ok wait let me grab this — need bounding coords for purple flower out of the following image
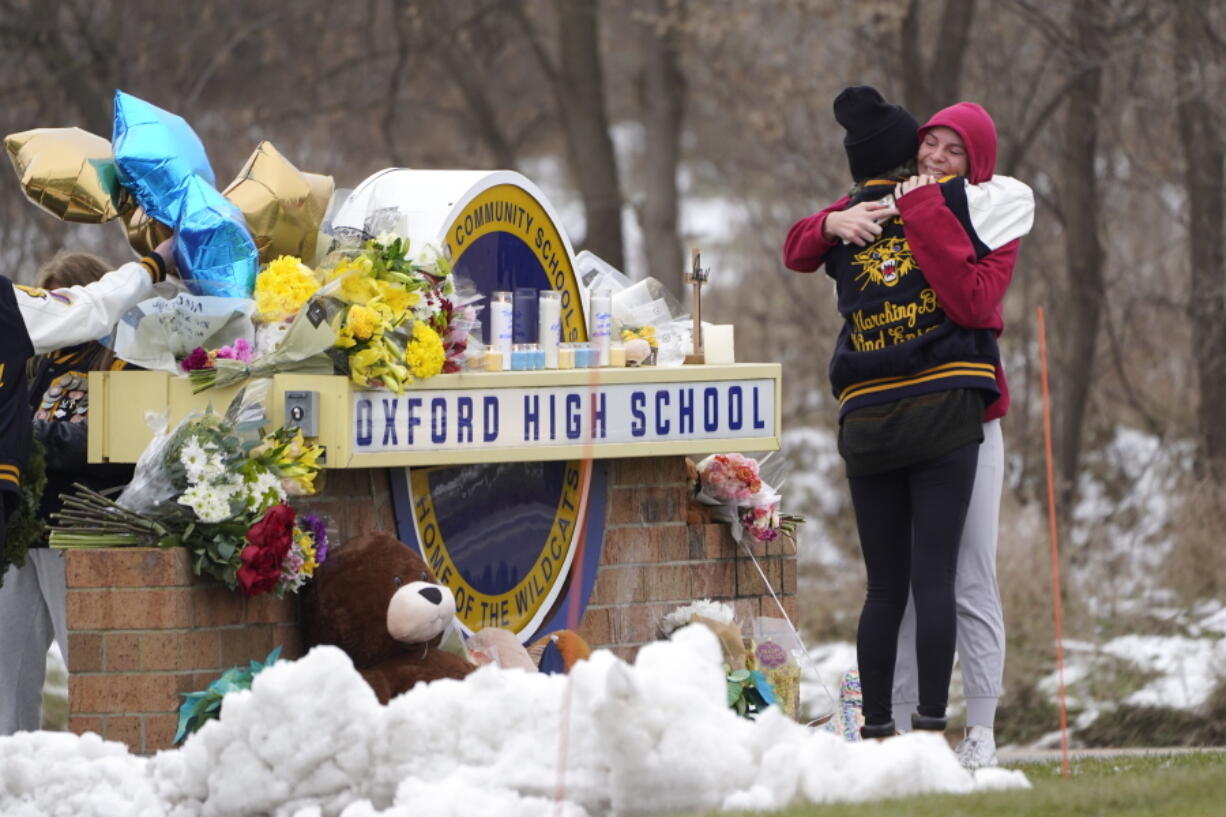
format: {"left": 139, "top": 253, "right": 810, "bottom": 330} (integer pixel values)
{"left": 180, "top": 347, "right": 211, "bottom": 371}
{"left": 302, "top": 512, "right": 329, "bottom": 564}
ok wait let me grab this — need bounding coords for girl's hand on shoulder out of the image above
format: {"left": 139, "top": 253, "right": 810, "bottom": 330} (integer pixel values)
{"left": 822, "top": 200, "right": 899, "bottom": 247}
{"left": 895, "top": 174, "right": 936, "bottom": 199}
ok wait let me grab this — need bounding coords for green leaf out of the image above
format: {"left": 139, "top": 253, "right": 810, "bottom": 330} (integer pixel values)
{"left": 728, "top": 669, "right": 751, "bottom": 683}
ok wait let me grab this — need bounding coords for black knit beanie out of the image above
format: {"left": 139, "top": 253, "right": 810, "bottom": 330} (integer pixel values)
{"left": 833, "top": 86, "right": 919, "bottom": 182}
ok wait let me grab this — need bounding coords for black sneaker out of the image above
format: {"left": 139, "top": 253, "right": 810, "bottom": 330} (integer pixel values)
{"left": 911, "top": 712, "right": 948, "bottom": 732}
{"left": 860, "top": 720, "right": 897, "bottom": 740}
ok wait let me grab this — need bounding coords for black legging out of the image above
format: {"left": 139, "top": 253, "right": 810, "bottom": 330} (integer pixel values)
{"left": 848, "top": 441, "right": 979, "bottom": 727}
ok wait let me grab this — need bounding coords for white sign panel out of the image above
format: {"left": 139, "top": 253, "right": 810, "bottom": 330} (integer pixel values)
{"left": 352, "top": 378, "right": 775, "bottom": 453}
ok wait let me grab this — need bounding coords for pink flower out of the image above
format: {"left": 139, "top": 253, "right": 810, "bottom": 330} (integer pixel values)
{"left": 700, "top": 453, "right": 762, "bottom": 502}
{"left": 215, "top": 337, "right": 254, "bottom": 363}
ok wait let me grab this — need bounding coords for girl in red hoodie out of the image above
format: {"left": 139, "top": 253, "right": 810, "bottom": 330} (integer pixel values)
{"left": 783, "top": 88, "right": 1031, "bottom": 749}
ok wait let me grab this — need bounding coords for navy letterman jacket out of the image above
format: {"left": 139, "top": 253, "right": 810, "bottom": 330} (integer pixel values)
{"left": 824, "top": 179, "right": 1002, "bottom": 419}
{"left": 0, "top": 280, "right": 35, "bottom": 537}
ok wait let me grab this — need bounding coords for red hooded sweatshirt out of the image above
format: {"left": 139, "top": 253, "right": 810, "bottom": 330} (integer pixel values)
{"left": 783, "top": 101, "right": 1028, "bottom": 422}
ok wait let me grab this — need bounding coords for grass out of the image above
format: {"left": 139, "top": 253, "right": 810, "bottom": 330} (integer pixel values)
{"left": 688, "top": 752, "right": 1226, "bottom": 817}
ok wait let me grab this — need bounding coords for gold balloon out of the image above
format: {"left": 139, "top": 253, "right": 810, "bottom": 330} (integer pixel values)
{"left": 4, "top": 127, "right": 123, "bottom": 223}
{"left": 223, "top": 141, "right": 334, "bottom": 264}
{"left": 303, "top": 171, "right": 335, "bottom": 220}
{"left": 117, "top": 190, "right": 174, "bottom": 256}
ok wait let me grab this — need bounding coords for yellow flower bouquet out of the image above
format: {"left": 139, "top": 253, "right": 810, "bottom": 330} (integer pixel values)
{"left": 321, "top": 236, "right": 465, "bottom": 390}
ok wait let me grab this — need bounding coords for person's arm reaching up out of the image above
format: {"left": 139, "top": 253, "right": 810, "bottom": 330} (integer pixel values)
{"left": 16, "top": 241, "right": 174, "bottom": 355}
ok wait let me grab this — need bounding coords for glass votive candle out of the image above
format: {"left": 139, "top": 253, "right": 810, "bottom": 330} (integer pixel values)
{"left": 608, "top": 342, "right": 626, "bottom": 367}
{"left": 558, "top": 342, "right": 576, "bottom": 369}
{"left": 579, "top": 342, "right": 597, "bottom": 368}
{"left": 482, "top": 349, "right": 503, "bottom": 372}
{"left": 510, "top": 344, "right": 529, "bottom": 371}
{"left": 523, "top": 343, "right": 543, "bottom": 370}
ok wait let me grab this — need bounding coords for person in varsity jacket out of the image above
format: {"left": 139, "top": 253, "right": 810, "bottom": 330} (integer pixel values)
{"left": 0, "top": 251, "right": 153, "bottom": 735}
{"left": 782, "top": 87, "right": 1032, "bottom": 747}
{"left": 0, "top": 241, "right": 172, "bottom": 572}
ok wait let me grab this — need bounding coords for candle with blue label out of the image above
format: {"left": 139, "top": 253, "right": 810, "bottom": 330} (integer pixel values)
{"left": 490, "top": 291, "right": 513, "bottom": 371}
{"left": 590, "top": 290, "right": 612, "bottom": 366}
{"left": 538, "top": 290, "right": 562, "bottom": 368}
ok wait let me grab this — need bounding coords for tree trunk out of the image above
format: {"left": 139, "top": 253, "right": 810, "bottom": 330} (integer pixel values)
{"left": 638, "top": 0, "right": 685, "bottom": 293}
{"left": 556, "top": 0, "right": 624, "bottom": 270}
{"left": 27, "top": 0, "right": 119, "bottom": 135}
{"left": 1055, "top": 0, "right": 1105, "bottom": 511}
{"left": 899, "top": 0, "right": 977, "bottom": 119}
{"left": 1174, "top": 0, "right": 1226, "bottom": 483}
{"left": 410, "top": 0, "right": 520, "bottom": 171}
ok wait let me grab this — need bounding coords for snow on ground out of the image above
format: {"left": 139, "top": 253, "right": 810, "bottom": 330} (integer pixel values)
{"left": 1, "top": 627, "right": 1027, "bottom": 817}
{"left": 1032, "top": 601, "right": 1226, "bottom": 742}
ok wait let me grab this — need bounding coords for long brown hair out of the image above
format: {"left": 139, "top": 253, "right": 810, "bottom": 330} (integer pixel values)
{"left": 35, "top": 251, "right": 118, "bottom": 371}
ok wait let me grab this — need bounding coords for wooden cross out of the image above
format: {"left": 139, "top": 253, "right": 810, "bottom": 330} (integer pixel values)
{"left": 684, "top": 247, "right": 708, "bottom": 365}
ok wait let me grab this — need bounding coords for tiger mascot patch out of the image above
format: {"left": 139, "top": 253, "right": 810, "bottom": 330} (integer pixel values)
{"left": 853, "top": 235, "right": 915, "bottom": 289}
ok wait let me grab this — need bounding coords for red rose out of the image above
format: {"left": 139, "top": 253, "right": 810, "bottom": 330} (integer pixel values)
{"left": 237, "top": 504, "right": 296, "bottom": 596}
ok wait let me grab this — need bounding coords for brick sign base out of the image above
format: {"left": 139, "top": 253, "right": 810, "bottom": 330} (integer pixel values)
{"left": 64, "top": 456, "right": 796, "bottom": 753}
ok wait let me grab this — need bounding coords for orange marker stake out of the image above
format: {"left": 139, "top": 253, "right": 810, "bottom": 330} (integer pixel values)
{"left": 1037, "top": 305, "right": 1071, "bottom": 779}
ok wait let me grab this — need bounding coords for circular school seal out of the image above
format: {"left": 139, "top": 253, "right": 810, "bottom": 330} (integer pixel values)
{"left": 338, "top": 170, "right": 604, "bottom": 641}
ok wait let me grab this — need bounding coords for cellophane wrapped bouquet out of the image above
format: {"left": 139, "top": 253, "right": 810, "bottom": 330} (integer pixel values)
{"left": 318, "top": 236, "right": 481, "bottom": 392}
{"left": 693, "top": 452, "right": 804, "bottom": 544}
{"left": 186, "top": 253, "right": 339, "bottom": 392}
{"left": 49, "top": 389, "right": 330, "bottom": 597}
{"left": 184, "top": 236, "right": 482, "bottom": 394}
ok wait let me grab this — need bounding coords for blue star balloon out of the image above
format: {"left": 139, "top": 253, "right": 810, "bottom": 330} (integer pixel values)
{"left": 112, "top": 90, "right": 257, "bottom": 297}
{"left": 111, "top": 91, "right": 215, "bottom": 224}
{"left": 173, "top": 174, "right": 258, "bottom": 297}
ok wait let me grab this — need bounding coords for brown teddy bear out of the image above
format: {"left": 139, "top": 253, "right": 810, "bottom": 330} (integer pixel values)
{"left": 300, "top": 530, "right": 473, "bottom": 703}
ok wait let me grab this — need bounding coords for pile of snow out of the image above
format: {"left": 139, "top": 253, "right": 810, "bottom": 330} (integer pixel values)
{"left": 1, "top": 627, "right": 1027, "bottom": 816}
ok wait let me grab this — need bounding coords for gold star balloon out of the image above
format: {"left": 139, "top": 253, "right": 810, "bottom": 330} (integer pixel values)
{"left": 4, "top": 127, "right": 123, "bottom": 223}
{"left": 222, "top": 141, "right": 334, "bottom": 264}
{"left": 117, "top": 191, "right": 174, "bottom": 256}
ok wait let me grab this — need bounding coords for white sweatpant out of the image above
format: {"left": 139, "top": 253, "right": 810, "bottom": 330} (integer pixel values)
{"left": 0, "top": 549, "right": 69, "bottom": 735}
{"left": 892, "top": 419, "right": 1005, "bottom": 730}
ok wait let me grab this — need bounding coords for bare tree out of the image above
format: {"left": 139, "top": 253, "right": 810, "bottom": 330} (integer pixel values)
{"left": 637, "top": 0, "right": 686, "bottom": 292}
{"left": 1173, "top": 0, "right": 1226, "bottom": 483}
{"left": 1052, "top": 0, "right": 1107, "bottom": 509}
{"left": 512, "top": 0, "right": 625, "bottom": 269}
{"left": 899, "top": 0, "right": 978, "bottom": 119}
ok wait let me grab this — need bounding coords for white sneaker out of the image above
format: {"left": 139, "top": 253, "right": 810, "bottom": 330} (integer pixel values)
{"left": 955, "top": 725, "right": 998, "bottom": 769}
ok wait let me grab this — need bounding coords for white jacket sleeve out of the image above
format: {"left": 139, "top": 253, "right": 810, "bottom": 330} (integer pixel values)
{"left": 17, "top": 261, "right": 156, "bottom": 355}
{"left": 964, "top": 175, "right": 1035, "bottom": 251}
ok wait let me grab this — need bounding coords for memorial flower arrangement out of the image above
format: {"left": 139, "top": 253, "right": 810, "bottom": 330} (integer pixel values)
{"left": 186, "top": 253, "right": 340, "bottom": 392}
{"left": 183, "top": 238, "right": 480, "bottom": 393}
{"left": 693, "top": 453, "right": 805, "bottom": 544}
{"left": 49, "top": 394, "right": 329, "bottom": 598}
{"left": 320, "top": 236, "right": 478, "bottom": 391}
{"left": 180, "top": 338, "right": 255, "bottom": 373}
{"left": 739, "top": 490, "right": 804, "bottom": 543}
{"left": 253, "top": 255, "right": 321, "bottom": 323}
{"left": 696, "top": 453, "right": 763, "bottom": 502}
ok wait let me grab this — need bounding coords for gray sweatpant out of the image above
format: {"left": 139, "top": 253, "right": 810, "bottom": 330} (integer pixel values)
{"left": 893, "top": 419, "right": 1005, "bottom": 729}
{"left": 0, "top": 549, "right": 69, "bottom": 735}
